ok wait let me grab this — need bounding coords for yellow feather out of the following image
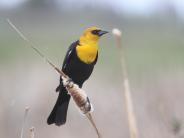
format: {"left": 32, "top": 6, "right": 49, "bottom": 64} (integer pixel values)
{"left": 76, "top": 27, "right": 99, "bottom": 64}
{"left": 76, "top": 43, "right": 98, "bottom": 64}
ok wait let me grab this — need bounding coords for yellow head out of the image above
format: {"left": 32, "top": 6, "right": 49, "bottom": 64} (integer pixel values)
{"left": 76, "top": 27, "right": 108, "bottom": 64}
{"left": 79, "top": 27, "right": 108, "bottom": 45}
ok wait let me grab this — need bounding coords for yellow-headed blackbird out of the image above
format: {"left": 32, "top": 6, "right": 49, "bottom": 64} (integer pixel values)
{"left": 47, "top": 27, "right": 108, "bottom": 126}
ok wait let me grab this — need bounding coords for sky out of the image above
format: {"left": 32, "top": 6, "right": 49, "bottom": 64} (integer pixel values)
{"left": 0, "top": 0, "right": 26, "bottom": 8}
{"left": 0, "top": 0, "right": 184, "bottom": 17}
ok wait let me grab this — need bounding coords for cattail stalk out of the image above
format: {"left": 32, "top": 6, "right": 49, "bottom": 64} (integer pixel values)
{"left": 86, "top": 113, "right": 101, "bottom": 138}
{"left": 20, "top": 107, "right": 30, "bottom": 138}
{"left": 30, "top": 127, "right": 35, "bottom": 138}
{"left": 7, "top": 19, "right": 101, "bottom": 138}
{"left": 113, "top": 28, "right": 139, "bottom": 138}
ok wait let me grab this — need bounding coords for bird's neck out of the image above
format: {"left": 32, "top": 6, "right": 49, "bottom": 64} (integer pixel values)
{"left": 76, "top": 38, "right": 98, "bottom": 64}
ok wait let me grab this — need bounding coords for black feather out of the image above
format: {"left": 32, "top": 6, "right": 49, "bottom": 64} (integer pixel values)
{"left": 47, "top": 40, "right": 98, "bottom": 125}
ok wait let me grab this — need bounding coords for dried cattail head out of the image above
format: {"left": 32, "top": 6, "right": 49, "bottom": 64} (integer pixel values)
{"left": 30, "top": 127, "right": 35, "bottom": 138}
{"left": 62, "top": 77, "right": 93, "bottom": 114}
{"left": 79, "top": 97, "right": 94, "bottom": 114}
{"left": 25, "top": 106, "right": 30, "bottom": 112}
{"left": 112, "top": 28, "right": 122, "bottom": 37}
{"left": 30, "top": 127, "right": 35, "bottom": 132}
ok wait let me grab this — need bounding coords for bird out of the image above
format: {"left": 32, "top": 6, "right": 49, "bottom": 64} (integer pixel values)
{"left": 47, "top": 27, "right": 108, "bottom": 126}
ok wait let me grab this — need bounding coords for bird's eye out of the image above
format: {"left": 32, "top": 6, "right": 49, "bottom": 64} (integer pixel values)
{"left": 91, "top": 30, "right": 100, "bottom": 35}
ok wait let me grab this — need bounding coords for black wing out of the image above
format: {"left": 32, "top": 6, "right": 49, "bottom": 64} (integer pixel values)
{"left": 93, "top": 52, "right": 98, "bottom": 65}
{"left": 56, "top": 40, "right": 79, "bottom": 92}
{"left": 62, "top": 40, "right": 79, "bottom": 71}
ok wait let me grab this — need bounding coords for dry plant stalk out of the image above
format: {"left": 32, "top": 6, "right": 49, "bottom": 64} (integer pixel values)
{"left": 86, "top": 113, "right": 101, "bottom": 138}
{"left": 30, "top": 127, "right": 35, "bottom": 138}
{"left": 6, "top": 19, "right": 101, "bottom": 138}
{"left": 62, "top": 77, "right": 101, "bottom": 138}
{"left": 112, "top": 28, "right": 139, "bottom": 138}
{"left": 20, "top": 107, "right": 30, "bottom": 138}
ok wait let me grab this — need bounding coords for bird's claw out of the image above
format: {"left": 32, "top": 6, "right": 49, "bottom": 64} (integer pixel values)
{"left": 62, "top": 77, "right": 74, "bottom": 88}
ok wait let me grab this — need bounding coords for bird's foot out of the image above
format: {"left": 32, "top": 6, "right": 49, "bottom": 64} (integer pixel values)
{"left": 62, "top": 77, "right": 74, "bottom": 88}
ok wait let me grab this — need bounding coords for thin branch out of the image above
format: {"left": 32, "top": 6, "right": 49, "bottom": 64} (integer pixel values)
{"left": 112, "top": 28, "right": 139, "bottom": 138}
{"left": 6, "top": 19, "right": 67, "bottom": 78}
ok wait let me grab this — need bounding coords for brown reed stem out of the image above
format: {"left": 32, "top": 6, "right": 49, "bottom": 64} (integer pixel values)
{"left": 86, "top": 113, "right": 101, "bottom": 138}
{"left": 6, "top": 19, "right": 67, "bottom": 78}
{"left": 113, "top": 29, "right": 139, "bottom": 138}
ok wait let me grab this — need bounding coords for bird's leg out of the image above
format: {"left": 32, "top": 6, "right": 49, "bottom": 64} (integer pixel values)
{"left": 62, "top": 76, "right": 74, "bottom": 88}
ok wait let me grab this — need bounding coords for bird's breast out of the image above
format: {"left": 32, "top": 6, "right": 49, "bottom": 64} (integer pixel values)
{"left": 76, "top": 44, "right": 98, "bottom": 64}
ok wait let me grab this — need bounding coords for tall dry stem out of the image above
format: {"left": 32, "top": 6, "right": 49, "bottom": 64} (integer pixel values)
{"left": 20, "top": 107, "right": 30, "bottom": 138}
{"left": 112, "top": 28, "right": 139, "bottom": 138}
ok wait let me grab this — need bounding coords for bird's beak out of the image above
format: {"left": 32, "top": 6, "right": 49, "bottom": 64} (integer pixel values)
{"left": 98, "top": 30, "right": 108, "bottom": 36}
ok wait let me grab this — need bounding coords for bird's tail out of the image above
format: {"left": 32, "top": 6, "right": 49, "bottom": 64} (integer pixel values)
{"left": 47, "top": 87, "right": 70, "bottom": 126}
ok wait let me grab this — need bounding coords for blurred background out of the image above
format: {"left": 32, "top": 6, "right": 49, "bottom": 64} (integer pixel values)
{"left": 0, "top": 0, "right": 184, "bottom": 138}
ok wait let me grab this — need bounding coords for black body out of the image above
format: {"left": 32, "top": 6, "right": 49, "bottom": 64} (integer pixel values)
{"left": 47, "top": 41, "right": 98, "bottom": 126}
